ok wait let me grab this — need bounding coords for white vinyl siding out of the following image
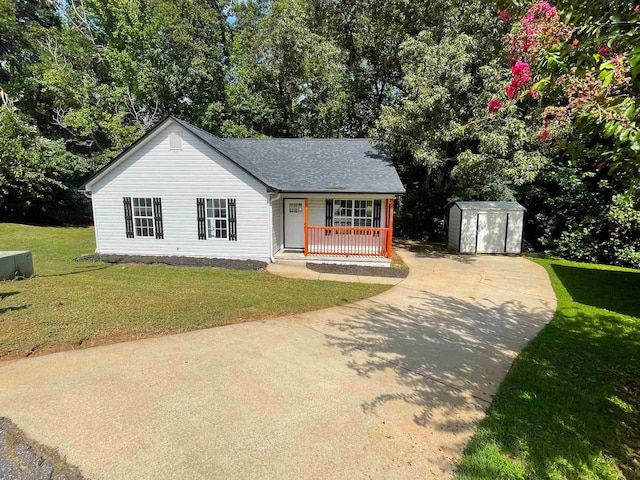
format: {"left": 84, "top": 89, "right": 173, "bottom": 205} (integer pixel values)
{"left": 271, "top": 196, "right": 283, "bottom": 254}
{"left": 169, "top": 131, "right": 182, "bottom": 150}
{"left": 447, "top": 205, "right": 462, "bottom": 250}
{"left": 90, "top": 122, "right": 270, "bottom": 261}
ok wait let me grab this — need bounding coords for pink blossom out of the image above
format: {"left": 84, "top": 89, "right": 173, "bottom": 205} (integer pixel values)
{"left": 612, "top": 52, "right": 627, "bottom": 63}
{"left": 572, "top": 39, "right": 579, "bottom": 49}
{"left": 504, "top": 61, "right": 532, "bottom": 100}
{"left": 522, "top": 1, "right": 558, "bottom": 23}
{"left": 511, "top": 74, "right": 531, "bottom": 89}
{"left": 488, "top": 98, "right": 504, "bottom": 113}
{"left": 598, "top": 46, "right": 614, "bottom": 56}
{"left": 511, "top": 62, "right": 532, "bottom": 88}
{"left": 497, "top": 9, "right": 512, "bottom": 23}
{"left": 537, "top": 128, "right": 552, "bottom": 141}
{"left": 512, "top": 61, "right": 531, "bottom": 77}
{"left": 635, "top": 5, "right": 639, "bottom": 12}
{"left": 527, "top": 89, "right": 540, "bottom": 99}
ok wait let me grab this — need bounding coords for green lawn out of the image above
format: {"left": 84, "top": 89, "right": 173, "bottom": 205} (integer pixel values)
{"left": 0, "top": 223, "right": 389, "bottom": 360}
{"left": 457, "top": 257, "right": 640, "bottom": 480}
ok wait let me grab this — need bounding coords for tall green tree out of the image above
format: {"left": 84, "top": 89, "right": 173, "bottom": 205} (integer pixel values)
{"left": 0, "top": 0, "right": 59, "bottom": 86}
{"left": 371, "top": 0, "right": 548, "bottom": 237}
{"left": 14, "top": 0, "right": 230, "bottom": 162}
{"left": 222, "top": 0, "right": 347, "bottom": 137}
{"left": 0, "top": 105, "right": 90, "bottom": 224}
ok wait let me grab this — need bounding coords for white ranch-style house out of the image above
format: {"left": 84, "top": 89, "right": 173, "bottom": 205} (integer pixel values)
{"left": 79, "top": 116, "right": 405, "bottom": 266}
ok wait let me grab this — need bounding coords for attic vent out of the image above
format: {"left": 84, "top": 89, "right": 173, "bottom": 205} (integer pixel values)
{"left": 169, "top": 131, "right": 183, "bottom": 150}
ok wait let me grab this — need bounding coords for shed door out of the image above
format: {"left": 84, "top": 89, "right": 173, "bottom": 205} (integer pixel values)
{"left": 476, "top": 212, "right": 508, "bottom": 253}
{"left": 284, "top": 199, "right": 305, "bottom": 249}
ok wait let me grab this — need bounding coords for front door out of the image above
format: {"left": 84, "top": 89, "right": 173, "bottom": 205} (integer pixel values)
{"left": 284, "top": 199, "right": 305, "bottom": 249}
{"left": 476, "top": 212, "right": 508, "bottom": 253}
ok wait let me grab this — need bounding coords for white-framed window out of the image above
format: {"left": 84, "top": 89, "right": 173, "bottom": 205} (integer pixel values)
{"left": 133, "top": 197, "right": 155, "bottom": 237}
{"left": 289, "top": 202, "right": 303, "bottom": 213}
{"left": 333, "top": 199, "right": 373, "bottom": 227}
{"left": 206, "top": 198, "right": 228, "bottom": 239}
{"left": 353, "top": 199, "right": 374, "bottom": 227}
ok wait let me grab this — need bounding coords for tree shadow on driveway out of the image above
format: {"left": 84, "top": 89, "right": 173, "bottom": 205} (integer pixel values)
{"left": 322, "top": 289, "right": 554, "bottom": 431}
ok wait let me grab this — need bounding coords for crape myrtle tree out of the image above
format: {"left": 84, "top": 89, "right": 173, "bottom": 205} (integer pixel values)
{"left": 490, "top": 0, "right": 640, "bottom": 267}
{"left": 490, "top": 0, "right": 639, "bottom": 175}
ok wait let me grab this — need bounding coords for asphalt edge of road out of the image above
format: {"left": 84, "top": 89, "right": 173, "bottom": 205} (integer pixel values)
{"left": 0, "top": 417, "right": 87, "bottom": 480}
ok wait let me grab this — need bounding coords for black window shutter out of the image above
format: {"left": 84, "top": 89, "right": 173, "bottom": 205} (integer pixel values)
{"left": 228, "top": 198, "right": 237, "bottom": 241}
{"left": 123, "top": 197, "right": 134, "bottom": 238}
{"left": 196, "top": 198, "right": 206, "bottom": 240}
{"left": 325, "top": 199, "right": 333, "bottom": 235}
{"left": 153, "top": 198, "right": 164, "bottom": 239}
{"left": 373, "top": 200, "right": 382, "bottom": 228}
{"left": 325, "top": 199, "right": 333, "bottom": 226}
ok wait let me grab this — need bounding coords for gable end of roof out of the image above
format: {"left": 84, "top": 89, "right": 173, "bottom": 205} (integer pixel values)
{"left": 78, "top": 116, "right": 173, "bottom": 191}
{"left": 78, "top": 116, "right": 274, "bottom": 192}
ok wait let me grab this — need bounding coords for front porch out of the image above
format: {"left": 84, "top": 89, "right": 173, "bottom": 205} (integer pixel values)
{"left": 272, "top": 195, "right": 395, "bottom": 267}
{"left": 274, "top": 250, "right": 392, "bottom": 268}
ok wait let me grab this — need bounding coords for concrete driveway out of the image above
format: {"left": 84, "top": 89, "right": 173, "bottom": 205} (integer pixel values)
{"left": 0, "top": 247, "right": 556, "bottom": 479}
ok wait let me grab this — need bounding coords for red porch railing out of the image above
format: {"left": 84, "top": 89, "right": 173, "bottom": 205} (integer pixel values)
{"left": 305, "top": 226, "right": 391, "bottom": 257}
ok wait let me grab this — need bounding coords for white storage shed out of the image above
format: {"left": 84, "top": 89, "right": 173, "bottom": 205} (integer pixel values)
{"left": 448, "top": 201, "right": 526, "bottom": 254}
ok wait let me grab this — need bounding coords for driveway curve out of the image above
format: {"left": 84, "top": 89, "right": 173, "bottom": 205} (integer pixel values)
{"left": 0, "top": 247, "right": 556, "bottom": 479}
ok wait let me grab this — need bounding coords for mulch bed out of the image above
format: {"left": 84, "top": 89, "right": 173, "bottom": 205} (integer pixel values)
{"left": 306, "top": 263, "right": 408, "bottom": 278}
{"left": 75, "top": 254, "right": 267, "bottom": 271}
{"left": 0, "top": 417, "right": 86, "bottom": 480}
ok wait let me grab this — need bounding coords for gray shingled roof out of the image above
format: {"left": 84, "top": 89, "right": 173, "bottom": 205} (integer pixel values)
{"left": 455, "top": 201, "right": 526, "bottom": 211}
{"left": 224, "top": 138, "right": 405, "bottom": 194}
{"left": 173, "top": 117, "right": 404, "bottom": 194}
{"left": 80, "top": 116, "right": 405, "bottom": 194}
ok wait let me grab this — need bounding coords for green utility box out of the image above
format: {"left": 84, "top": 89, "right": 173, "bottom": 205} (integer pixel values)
{"left": 0, "top": 251, "right": 34, "bottom": 280}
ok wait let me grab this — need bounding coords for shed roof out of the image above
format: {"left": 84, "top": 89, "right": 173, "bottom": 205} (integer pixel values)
{"left": 80, "top": 116, "right": 405, "bottom": 194}
{"left": 454, "top": 201, "right": 526, "bottom": 211}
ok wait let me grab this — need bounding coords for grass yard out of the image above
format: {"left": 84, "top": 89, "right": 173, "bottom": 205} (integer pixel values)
{"left": 0, "top": 223, "right": 389, "bottom": 360}
{"left": 457, "top": 257, "right": 640, "bottom": 480}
